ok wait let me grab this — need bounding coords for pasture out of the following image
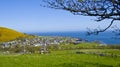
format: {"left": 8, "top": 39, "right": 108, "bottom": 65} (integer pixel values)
{"left": 0, "top": 49, "right": 120, "bottom": 67}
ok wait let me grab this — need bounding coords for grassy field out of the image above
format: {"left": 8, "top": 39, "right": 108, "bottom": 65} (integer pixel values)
{"left": 0, "top": 49, "right": 120, "bottom": 67}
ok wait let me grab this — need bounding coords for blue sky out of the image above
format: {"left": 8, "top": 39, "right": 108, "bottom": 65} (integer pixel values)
{"left": 0, "top": 0, "right": 119, "bottom": 32}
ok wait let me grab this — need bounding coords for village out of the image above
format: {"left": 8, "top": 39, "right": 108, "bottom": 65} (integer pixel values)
{"left": 0, "top": 35, "right": 83, "bottom": 54}
{"left": 0, "top": 36, "right": 82, "bottom": 47}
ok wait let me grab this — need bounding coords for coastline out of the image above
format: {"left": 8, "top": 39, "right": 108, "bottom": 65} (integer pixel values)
{"left": 26, "top": 31, "right": 120, "bottom": 45}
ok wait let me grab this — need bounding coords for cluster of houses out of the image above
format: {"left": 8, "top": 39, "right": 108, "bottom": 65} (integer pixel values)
{"left": 0, "top": 36, "right": 83, "bottom": 48}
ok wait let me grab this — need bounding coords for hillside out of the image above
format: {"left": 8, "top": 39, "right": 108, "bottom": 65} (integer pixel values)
{"left": 0, "top": 27, "right": 26, "bottom": 42}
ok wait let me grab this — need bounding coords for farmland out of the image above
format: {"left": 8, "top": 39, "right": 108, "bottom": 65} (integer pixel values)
{"left": 0, "top": 43, "right": 120, "bottom": 67}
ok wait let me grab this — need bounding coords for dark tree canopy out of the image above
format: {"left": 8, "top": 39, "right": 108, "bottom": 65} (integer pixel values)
{"left": 41, "top": 0, "right": 120, "bottom": 35}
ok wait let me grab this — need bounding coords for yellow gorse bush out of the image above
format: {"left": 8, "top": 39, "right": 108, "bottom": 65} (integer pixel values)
{"left": 0, "top": 27, "right": 26, "bottom": 42}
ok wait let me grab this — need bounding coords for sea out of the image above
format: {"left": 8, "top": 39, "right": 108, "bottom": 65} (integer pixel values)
{"left": 27, "top": 31, "right": 120, "bottom": 45}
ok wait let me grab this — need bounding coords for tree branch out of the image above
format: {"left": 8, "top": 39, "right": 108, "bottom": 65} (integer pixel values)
{"left": 87, "top": 19, "right": 115, "bottom": 35}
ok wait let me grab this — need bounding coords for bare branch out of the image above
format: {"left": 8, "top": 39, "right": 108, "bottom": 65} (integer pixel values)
{"left": 87, "top": 19, "right": 115, "bottom": 35}
{"left": 41, "top": 0, "right": 120, "bottom": 35}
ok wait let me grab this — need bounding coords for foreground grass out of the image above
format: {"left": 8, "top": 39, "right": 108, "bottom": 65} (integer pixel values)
{"left": 0, "top": 49, "right": 120, "bottom": 67}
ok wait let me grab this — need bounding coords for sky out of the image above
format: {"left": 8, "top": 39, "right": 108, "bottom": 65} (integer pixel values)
{"left": 0, "top": 0, "right": 120, "bottom": 33}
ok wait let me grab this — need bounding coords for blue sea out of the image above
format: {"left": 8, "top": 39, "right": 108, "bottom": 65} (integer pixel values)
{"left": 27, "top": 31, "right": 120, "bottom": 45}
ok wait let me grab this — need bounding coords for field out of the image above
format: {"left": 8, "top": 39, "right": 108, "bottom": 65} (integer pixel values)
{"left": 0, "top": 49, "right": 120, "bottom": 67}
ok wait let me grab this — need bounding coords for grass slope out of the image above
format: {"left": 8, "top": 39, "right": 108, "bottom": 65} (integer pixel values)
{"left": 0, "top": 27, "right": 26, "bottom": 42}
{"left": 0, "top": 50, "right": 120, "bottom": 67}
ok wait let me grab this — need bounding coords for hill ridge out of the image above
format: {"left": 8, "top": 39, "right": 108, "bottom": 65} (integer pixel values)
{"left": 0, "top": 27, "right": 26, "bottom": 42}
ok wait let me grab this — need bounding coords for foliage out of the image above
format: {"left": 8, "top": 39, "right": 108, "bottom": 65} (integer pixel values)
{"left": 3, "top": 45, "right": 42, "bottom": 54}
{"left": 0, "top": 27, "right": 26, "bottom": 42}
{"left": 1, "top": 42, "right": 120, "bottom": 54}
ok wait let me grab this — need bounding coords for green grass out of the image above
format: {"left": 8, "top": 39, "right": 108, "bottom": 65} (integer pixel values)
{"left": 59, "top": 42, "right": 107, "bottom": 50}
{"left": 0, "top": 49, "right": 120, "bottom": 67}
{"left": 77, "top": 49, "right": 120, "bottom": 55}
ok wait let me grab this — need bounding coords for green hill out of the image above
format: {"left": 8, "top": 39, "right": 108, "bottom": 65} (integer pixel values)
{"left": 0, "top": 27, "right": 26, "bottom": 42}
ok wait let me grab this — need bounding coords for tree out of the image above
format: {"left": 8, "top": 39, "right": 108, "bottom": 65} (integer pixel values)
{"left": 41, "top": 0, "right": 120, "bottom": 35}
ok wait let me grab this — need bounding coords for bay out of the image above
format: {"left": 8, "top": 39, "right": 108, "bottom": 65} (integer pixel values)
{"left": 27, "top": 31, "right": 120, "bottom": 45}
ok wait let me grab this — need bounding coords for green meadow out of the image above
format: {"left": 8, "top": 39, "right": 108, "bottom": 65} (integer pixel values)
{"left": 0, "top": 48, "right": 120, "bottom": 67}
{"left": 0, "top": 42, "right": 120, "bottom": 67}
